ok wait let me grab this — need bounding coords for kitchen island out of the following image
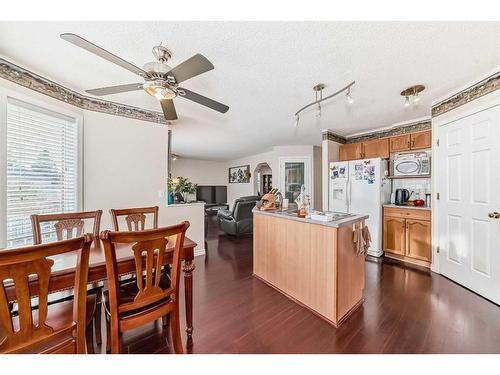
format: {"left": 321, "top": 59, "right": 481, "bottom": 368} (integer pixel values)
{"left": 253, "top": 208, "right": 368, "bottom": 327}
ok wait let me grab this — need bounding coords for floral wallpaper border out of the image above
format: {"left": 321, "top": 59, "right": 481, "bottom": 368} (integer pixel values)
{"left": 0, "top": 58, "right": 167, "bottom": 124}
{"left": 431, "top": 71, "right": 500, "bottom": 117}
{"left": 321, "top": 130, "right": 347, "bottom": 144}
{"left": 322, "top": 119, "right": 431, "bottom": 145}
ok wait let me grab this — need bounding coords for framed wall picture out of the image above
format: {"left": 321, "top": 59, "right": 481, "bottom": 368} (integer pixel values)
{"left": 228, "top": 165, "right": 251, "bottom": 183}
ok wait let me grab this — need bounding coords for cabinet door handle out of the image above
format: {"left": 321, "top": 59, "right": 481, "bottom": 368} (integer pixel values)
{"left": 407, "top": 140, "right": 411, "bottom": 148}
{"left": 411, "top": 139, "right": 415, "bottom": 148}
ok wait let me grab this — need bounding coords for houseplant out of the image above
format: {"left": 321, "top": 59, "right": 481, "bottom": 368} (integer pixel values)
{"left": 168, "top": 177, "right": 197, "bottom": 203}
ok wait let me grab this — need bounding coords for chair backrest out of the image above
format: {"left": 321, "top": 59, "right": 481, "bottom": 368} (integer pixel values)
{"left": 0, "top": 235, "right": 92, "bottom": 354}
{"left": 100, "top": 221, "right": 189, "bottom": 315}
{"left": 31, "top": 210, "right": 102, "bottom": 245}
{"left": 233, "top": 199, "right": 258, "bottom": 221}
{"left": 109, "top": 206, "right": 159, "bottom": 232}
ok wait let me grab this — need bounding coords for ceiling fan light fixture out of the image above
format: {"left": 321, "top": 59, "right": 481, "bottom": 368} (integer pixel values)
{"left": 143, "top": 80, "right": 177, "bottom": 100}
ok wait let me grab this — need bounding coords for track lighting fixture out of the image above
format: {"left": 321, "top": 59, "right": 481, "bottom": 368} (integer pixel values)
{"left": 293, "top": 81, "right": 355, "bottom": 127}
{"left": 346, "top": 88, "right": 354, "bottom": 105}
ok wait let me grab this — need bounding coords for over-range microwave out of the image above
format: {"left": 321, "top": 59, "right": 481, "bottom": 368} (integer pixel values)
{"left": 393, "top": 151, "right": 431, "bottom": 176}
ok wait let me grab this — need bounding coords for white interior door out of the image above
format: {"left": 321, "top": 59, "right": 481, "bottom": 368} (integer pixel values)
{"left": 438, "top": 104, "right": 500, "bottom": 304}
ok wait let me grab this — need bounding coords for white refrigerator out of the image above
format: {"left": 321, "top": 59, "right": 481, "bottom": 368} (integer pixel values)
{"left": 328, "top": 158, "right": 391, "bottom": 257}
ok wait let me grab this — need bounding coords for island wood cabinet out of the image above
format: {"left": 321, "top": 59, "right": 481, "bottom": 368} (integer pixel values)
{"left": 389, "top": 130, "right": 432, "bottom": 152}
{"left": 383, "top": 207, "right": 431, "bottom": 267}
{"left": 339, "top": 138, "right": 389, "bottom": 161}
{"left": 253, "top": 211, "right": 366, "bottom": 327}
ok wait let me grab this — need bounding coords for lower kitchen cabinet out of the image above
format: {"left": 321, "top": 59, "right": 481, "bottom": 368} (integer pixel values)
{"left": 406, "top": 219, "right": 432, "bottom": 261}
{"left": 383, "top": 207, "right": 432, "bottom": 267}
{"left": 383, "top": 216, "right": 405, "bottom": 256}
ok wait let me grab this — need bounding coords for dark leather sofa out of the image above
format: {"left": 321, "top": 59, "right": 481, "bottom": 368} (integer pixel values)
{"left": 217, "top": 195, "right": 260, "bottom": 236}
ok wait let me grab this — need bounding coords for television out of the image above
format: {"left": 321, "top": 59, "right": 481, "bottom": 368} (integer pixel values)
{"left": 196, "top": 185, "right": 227, "bottom": 205}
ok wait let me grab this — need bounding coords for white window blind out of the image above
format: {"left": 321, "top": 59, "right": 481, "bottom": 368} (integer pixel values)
{"left": 6, "top": 98, "right": 80, "bottom": 247}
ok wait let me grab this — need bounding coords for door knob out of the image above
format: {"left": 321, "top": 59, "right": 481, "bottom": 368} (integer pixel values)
{"left": 488, "top": 212, "right": 500, "bottom": 219}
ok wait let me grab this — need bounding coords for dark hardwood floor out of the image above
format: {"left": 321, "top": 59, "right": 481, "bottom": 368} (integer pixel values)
{"left": 110, "top": 216, "right": 500, "bottom": 354}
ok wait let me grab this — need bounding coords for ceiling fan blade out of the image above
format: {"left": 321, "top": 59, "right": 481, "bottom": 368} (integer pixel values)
{"left": 178, "top": 88, "right": 229, "bottom": 113}
{"left": 167, "top": 54, "right": 214, "bottom": 84}
{"left": 60, "top": 33, "right": 148, "bottom": 78}
{"left": 160, "top": 99, "right": 178, "bottom": 121}
{"left": 86, "top": 83, "right": 144, "bottom": 96}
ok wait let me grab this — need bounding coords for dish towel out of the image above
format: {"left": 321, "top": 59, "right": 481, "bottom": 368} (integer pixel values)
{"left": 353, "top": 223, "right": 371, "bottom": 256}
{"left": 352, "top": 223, "right": 365, "bottom": 255}
{"left": 362, "top": 225, "right": 372, "bottom": 254}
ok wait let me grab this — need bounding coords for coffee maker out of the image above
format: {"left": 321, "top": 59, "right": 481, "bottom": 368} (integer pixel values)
{"left": 395, "top": 189, "right": 410, "bottom": 206}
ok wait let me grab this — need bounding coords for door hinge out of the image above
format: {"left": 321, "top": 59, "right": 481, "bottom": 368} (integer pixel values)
{"left": 436, "top": 192, "right": 440, "bottom": 200}
{"left": 437, "top": 246, "right": 440, "bottom": 254}
{"left": 436, "top": 139, "right": 440, "bottom": 147}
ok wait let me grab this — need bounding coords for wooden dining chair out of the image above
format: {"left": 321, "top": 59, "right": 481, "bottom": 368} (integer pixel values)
{"left": 0, "top": 235, "right": 93, "bottom": 354}
{"left": 31, "top": 210, "right": 103, "bottom": 245}
{"left": 30, "top": 210, "right": 104, "bottom": 350}
{"left": 109, "top": 206, "right": 159, "bottom": 232}
{"left": 100, "top": 221, "right": 190, "bottom": 354}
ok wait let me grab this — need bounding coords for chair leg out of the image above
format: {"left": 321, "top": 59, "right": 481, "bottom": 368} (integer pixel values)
{"left": 105, "top": 314, "right": 111, "bottom": 353}
{"left": 110, "top": 318, "right": 121, "bottom": 354}
{"left": 162, "top": 314, "right": 170, "bottom": 327}
{"left": 170, "top": 309, "right": 183, "bottom": 354}
{"left": 86, "top": 319, "right": 95, "bottom": 354}
{"left": 95, "top": 289, "right": 102, "bottom": 346}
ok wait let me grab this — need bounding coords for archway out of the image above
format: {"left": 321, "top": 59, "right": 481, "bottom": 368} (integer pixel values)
{"left": 253, "top": 162, "right": 272, "bottom": 196}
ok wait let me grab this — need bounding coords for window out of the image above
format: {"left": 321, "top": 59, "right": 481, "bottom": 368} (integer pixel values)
{"left": 2, "top": 97, "right": 81, "bottom": 247}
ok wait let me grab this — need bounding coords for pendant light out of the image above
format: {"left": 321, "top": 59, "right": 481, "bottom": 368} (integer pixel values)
{"left": 401, "top": 84, "right": 425, "bottom": 107}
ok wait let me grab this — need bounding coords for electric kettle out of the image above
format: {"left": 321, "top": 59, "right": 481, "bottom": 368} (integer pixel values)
{"left": 395, "top": 189, "right": 410, "bottom": 206}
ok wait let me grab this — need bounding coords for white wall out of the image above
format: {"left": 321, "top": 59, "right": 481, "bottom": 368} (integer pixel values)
{"left": 225, "top": 145, "right": 323, "bottom": 210}
{"left": 313, "top": 145, "right": 323, "bottom": 210}
{"left": 0, "top": 78, "right": 205, "bottom": 251}
{"left": 82, "top": 110, "right": 169, "bottom": 229}
{"left": 225, "top": 150, "right": 274, "bottom": 208}
{"left": 321, "top": 139, "right": 341, "bottom": 210}
{"left": 171, "top": 157, "right": 227, "bottom": 186}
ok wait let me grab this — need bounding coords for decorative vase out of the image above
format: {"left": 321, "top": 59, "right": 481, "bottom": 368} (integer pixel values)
{"left": 168, "top": 193, "right": 174, "bottom": 205}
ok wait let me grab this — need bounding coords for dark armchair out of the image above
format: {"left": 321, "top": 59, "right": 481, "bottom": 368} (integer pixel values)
{"left": 217, "top": 196, "right": 260, "bottom": 236}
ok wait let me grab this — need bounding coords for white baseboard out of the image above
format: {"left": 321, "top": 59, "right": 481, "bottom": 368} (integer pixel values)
{"left": 194, "top": 248, "right": 206, "bottom": 257}
{"left": 368, "top": 249, "right": 383, "bottom": 257}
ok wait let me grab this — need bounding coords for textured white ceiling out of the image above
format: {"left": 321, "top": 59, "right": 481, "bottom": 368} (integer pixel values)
{"left": 0, "top": 21, "right": 499, "bottom": 160}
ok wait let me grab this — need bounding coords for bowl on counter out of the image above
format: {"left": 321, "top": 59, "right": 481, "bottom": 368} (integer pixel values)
{"left": 413, "top": 199, "right": 425, "bottom": 207}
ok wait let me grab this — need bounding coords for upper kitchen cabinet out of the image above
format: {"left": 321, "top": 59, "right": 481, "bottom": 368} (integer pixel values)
{"left": 389, "top": 134, "right": 411, "bottom": 152}
{"left": 340, "top": 130, "right": 432, "bottom": 161}
{"left": 339, "top": 139, "right": 389, "bottom": 161}
{"left": 362, "top": 138, "right": 389, "bottom": 159}
{"left": 339, "top": 143, "right": 362, "bottom": 161}
{"left": 389, "top": 131, "right": 432, "bottom": 152}
{"left": 410, "top": 130, "right": 432, "bottom": 150}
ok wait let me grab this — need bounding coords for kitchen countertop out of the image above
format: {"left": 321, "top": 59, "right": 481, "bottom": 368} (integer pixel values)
{"left": 383, "top": 204, "right": 431, "bottom": 211}
{"left": 253, "top": 208, "right": 368, "bottom": 228}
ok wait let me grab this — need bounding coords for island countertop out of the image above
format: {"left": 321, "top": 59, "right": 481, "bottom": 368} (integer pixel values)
{"left": 252, "top": 208, "right": 368, "bottom": 228}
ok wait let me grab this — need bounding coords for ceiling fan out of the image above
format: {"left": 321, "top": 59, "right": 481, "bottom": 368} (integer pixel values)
{"left": 60, "top": 33, "right": 229, "bottom": 121}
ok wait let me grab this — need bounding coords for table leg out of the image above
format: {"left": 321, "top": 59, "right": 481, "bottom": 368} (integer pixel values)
{"left": 182, "top": 259, "right": 195, "bottom": 341}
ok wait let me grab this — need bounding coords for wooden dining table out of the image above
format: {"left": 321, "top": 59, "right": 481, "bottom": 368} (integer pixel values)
{"left": 5, "top": 236, "right": 197, "bottom": 341}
